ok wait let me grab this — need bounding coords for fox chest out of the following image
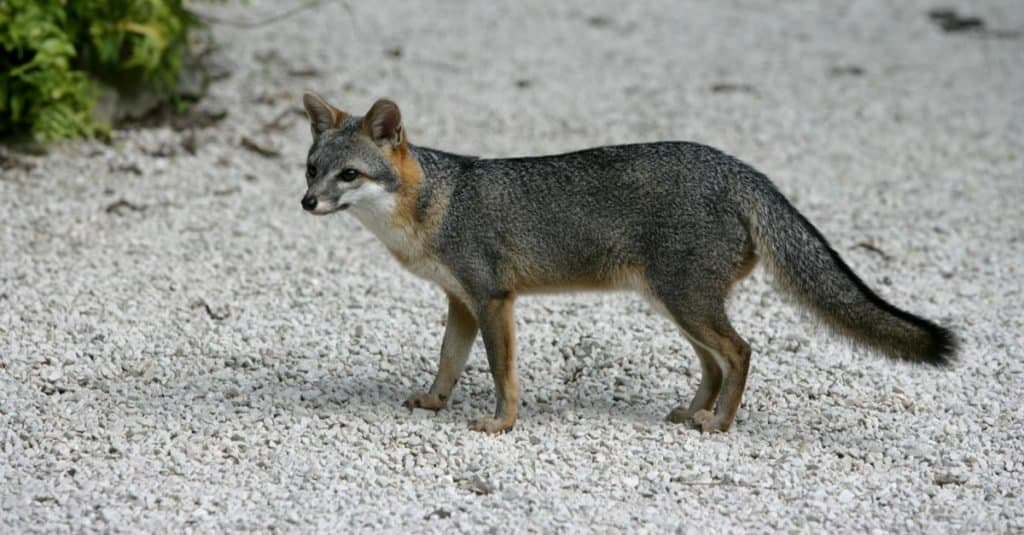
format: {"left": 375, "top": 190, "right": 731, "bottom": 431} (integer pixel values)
{"left": 350, "top": 203, "right": 472, "bottom": 306}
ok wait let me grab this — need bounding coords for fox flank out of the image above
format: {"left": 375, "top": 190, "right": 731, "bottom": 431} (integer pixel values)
{"left": 299, "top": 92, "right": 956, "bottom": 434}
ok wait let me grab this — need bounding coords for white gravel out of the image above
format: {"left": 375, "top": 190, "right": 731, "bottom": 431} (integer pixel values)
{"left": 2, "top": 0, "right": 1023, "bottom": 532}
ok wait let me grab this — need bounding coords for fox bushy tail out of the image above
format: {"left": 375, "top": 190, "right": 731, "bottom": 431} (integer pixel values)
{"left": 740, "top": 174, "right": 956, "bottom": 365}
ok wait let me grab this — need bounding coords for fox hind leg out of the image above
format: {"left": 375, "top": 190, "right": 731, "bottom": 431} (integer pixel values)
{"left": 686, "top": 323, "right": 751, "bottom": 433}
{"left": 666, "top": 344, "right": 723, "bottom": 425}
{"left": 649, "top": 281, "right": 751, "bottom": 432}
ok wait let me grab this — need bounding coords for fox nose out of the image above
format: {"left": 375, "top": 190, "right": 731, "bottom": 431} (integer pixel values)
{"left": 301, "top": 194, "right": 318, "bottom": 211}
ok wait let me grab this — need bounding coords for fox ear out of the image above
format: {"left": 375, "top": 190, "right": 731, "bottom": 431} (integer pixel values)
{"left": 302, "top": 91, "right": 346, "bottom": 139}
{"left": 361, "top": 98, "right": 403, "bottom": 147}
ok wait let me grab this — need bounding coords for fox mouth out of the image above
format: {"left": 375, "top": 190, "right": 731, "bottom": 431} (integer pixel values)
{"left": 312, "top": 203, "right": 349, "bottom": 215}
{"left": 302, "top": 196, "right": 351, "bottom": 215}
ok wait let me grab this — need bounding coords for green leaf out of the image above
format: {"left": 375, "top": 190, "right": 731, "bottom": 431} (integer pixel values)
{"left": 1, "top": 0, "right": 203, "bottom": 141}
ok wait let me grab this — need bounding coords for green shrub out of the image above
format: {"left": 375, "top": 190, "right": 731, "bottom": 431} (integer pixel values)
{"left": 0, "top": 0, "right": 198, "bottom": 141}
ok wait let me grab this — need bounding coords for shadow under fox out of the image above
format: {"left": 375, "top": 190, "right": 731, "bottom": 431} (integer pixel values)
{"left": 299, "top": 92, "right": 955, "bottom": 434}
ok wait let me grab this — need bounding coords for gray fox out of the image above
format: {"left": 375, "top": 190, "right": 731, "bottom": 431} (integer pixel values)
{"left": 299, "top": 92, "right": 955, "bottom": 434}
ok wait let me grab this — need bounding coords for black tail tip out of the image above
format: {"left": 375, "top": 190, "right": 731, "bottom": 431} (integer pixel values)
{"left": 922, "top": 322, "right": 957, "bottom": 366}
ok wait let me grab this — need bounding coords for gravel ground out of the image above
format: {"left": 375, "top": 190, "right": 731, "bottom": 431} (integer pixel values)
{"left": 2, "top": 0, "right": 1023, "bottom": 532}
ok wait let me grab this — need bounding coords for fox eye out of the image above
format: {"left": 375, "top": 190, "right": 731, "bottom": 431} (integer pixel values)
{"left": 306, "top": 164, "right": 316, "bottom": 177}
{"left": 339, "top": 168, "right": 359, "bottom": 182}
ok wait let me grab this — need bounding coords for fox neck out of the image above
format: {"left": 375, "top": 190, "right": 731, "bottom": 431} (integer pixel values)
{"left": 348, "top": 186, "right": 426, "bottom": 262}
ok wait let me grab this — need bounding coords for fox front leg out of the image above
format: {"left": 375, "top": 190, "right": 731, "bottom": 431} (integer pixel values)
{"left": 469, "top": 296, "right": 519, "bottom": 434}
{"left": 405, "top": 294, "right": 478, "bottom": 411}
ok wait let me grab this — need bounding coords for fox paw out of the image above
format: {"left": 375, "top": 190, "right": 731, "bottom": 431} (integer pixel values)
{"left": 665, "top": 406, "right": 696, "bottom": 425}
{"left": 403, "top": 392, "right": 447, "bottom": 411}
{"left": 469, "top": 416, "right": 515, "bottom": 434}
{"left": 692, "top": 409, "right": 728, "bottom": 433}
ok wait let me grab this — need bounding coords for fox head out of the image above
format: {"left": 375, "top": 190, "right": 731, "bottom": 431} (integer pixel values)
{"left": 299, "top": 92, "right": 419, "bottom": 221}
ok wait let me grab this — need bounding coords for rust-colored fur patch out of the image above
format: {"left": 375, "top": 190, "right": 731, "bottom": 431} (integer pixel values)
{"left": 513, "top": 265, "right": 644, "bottom": 294}
{"left": 388, "top": 142, "right": 424, "bottom": 227}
